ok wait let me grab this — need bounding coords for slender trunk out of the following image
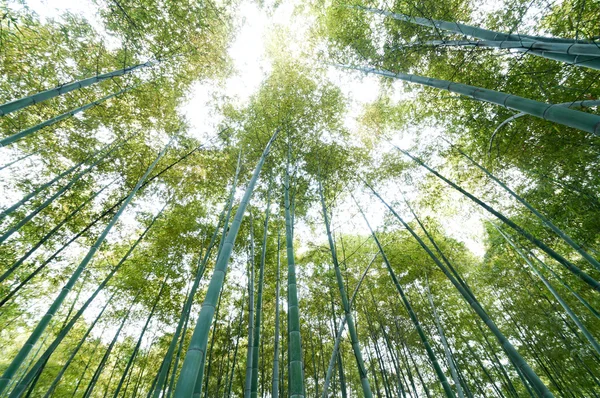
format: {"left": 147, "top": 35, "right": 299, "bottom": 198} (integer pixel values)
{"left": 0, "top": 141, "right": 171, "bottom": 396}
{"left": 165, "top": 302, "right": 190, "bottom": 398}
{"left": 0, "top": 178, "right": 117, "bottom": 287}
{"left": 356, "top": 6, "right": 600, "bottom": 70}
{"left": 390, "top": 151, "right": 600, "bottom": 291}
{"left": 0, "top": 60, "right": 156, "bottom": 116}
{"left": 152, "top": 151, "right": 241, "bottom": 398}
{"left": 0, "top": 86, "right": 137, "bottom": 147}
{"left": 354, "top": 196, "right": 455, "bottom": 398}
{"left": 366, "top": 183, "right": 554, "bottom": 397}
{"left": 0, "top": 137, "right": 127, "bottom": 244}
{"left": 174, "top": 130, "right": 279, "bottom": 397}
{"left": 495, "top": 225, "right": 600, "bottom": 355}
{"left": 201, "top": 287, "right": 225, "bottom": 398}
{"left": 318, "top": 180, "right": 372, "bottom": 397}
{"left": 82, "top": 295, "right": 138, "bottom": 398}
{"left": 245, "top": 212, "right": 256, "bottom": 398}
{"left": 272, "top": 232, "right": 281, "bottom": 398}
{"left": 426, "top": 278, "right": 465, "bottom": 398}
{"left": 284, "top": 143, "right": 304, "bottom": 398}
{"left": 226, "top": 291, "right": 246, "bottom": 398}
{"left": 251, "top": 189, "right": 272, "bottom": 398}
{"left": 113, "top": 278, "right": 167, "bottom": 397}
{"left": 420, "top": 39, "right": 600, "bottom": 57}
{"left": 342, "top": 65, "right": 600, "bottom": 135}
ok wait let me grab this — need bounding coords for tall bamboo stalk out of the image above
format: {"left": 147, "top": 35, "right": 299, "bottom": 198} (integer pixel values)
{"left": 394, "top": 148, "right": 600, "bottom": 291}
{"left": 0, "top": 86, "right": 137, "bottom": 147}
{"left": 6, "top": 203, "right": 168, "bottom": 397}
{"left": 0, "top": 60, "right": 156, "bottom": 116}
{"left": 340, "top": 65, "right": 600, "bottom": 135}
{"left": 420, "top": 39, "right": 600, "bottom": 57}
{"left": 284, "top": 144, "right": 305, "bottom": 398}
{"left": 0, "top": 139, "right": 172, "bottom": 395}
{"left": 272, "top": 231, "right": 282, "bottom": 398}
{"left": 244, "top": 212, "right": 256, "bottom": 398}
{"left": 251, "top": 189, "right": 272, "bottom": 398}
{"left": 365, "top": 183, "right": 554, "bottom": 397}
{"left": 173, "top": 129, "right": 279, "bottom": 397}
{"left": 354, "top": 196, "right": 456, "bottom": 398}
{"left": 318, "top": 179, "right": 372, "bottom": 397}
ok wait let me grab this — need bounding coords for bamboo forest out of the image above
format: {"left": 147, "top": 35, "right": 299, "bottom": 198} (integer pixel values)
{"left": 1, "top": 0, "right": 599, "bottom": 396}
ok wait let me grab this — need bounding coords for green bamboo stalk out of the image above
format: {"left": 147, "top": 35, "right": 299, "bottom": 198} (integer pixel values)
{"left": 43, "top": 292, "right": 115, "bottom": 397}
{"left": 0, "top": 85, "right": 137, "bottom": 147}
{"left": 251, "top": 189, "right": 272, "bottom": 398}
{"left": 113, "top": 278, "right": 167, "bottom": 397}
{"left": 244, "top": 212, "right": 256, "bottom": 398}
{"left": 340, "top": 65, "right": 600, "bottom": 135}
{"left": 353, "top": 196, "right": 456, "bottom": 398}
{"left": 82, "top": 294, "right": 138, "bottom": 398}
{"left": 201, "top": 287, "right": 225, "bottom": 397}
{"left": 494, "top": 225, "right": 600, "bottom": 356}
{"left": 0, "top": 141, "right": 111, "bottom": 221}
{"left": 227, "top": 290, "right": 246, "bottom": 398}
{"left": 0, "top": 178, "right": 118, "bottom": 286}
{"left": 0, "top": 60, "right": 156, "bottom": 116}
{"left": 165, "top": 293, "right": 191, "bottom": 398}
{"left": 272, "top": 231, "right": 282, "bottom": 398}
{"left": 0, "top": 139, "right": 171, "bottom": 395}
{"left": 318, "top": 180, "right": 372, "bottom": 397}
{"left": 365, "top": 183, "right": 554, "bottom": 397}
{"left": 0, "top": 150, "right": 38, "bottom": 171}
{"left": 421, "top": 39, "right": 600, "bottom": 56}
{"left": 0, "top": 137, "right": 127, "bottom": 244}
{"left": 6, "top": 203, "right": 167, "bottom": 397}
{"left": 393, "top": 148, "right": 600, "bottom": 291}
{"left": 284, "top": 145, "right": 305, "bottom": 398}
{"left": 173, "top": 129, "right": 278, "bottom": 397}
{"left": 452, "top": 144, "right": 600, "bottom": 272}
{"left": 426, "top": 278, "right": 465, "bottom": 398}
{"left": 323, "top": 252, "right": 379, "bottom": 397}
{"left": 356, "top": 6, "right": 600, "bottom": 69}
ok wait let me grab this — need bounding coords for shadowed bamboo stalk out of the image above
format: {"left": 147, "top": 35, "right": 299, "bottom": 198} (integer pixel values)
{"left": 364, "top": 182, "right": 554, "bottom": 397}
{"left": 6, "top": 203, "right": 168, "bottom": 397}
{"left": 244, "top": 212, "right": 256, "bottom": 398}
{"left": 173, "top": 129, "right": 279, "bottom": 397}
{"left": 152, "top": 151, "right": 241, "bottom": 398}
{"left": 113, "top": 278, "right": 168, "bottom": 397}
{"left": 284, "top": 143, "right": 305, "bottom": 398}
{"left": 0, "top": 85, "right": 138, "bottom": 147}
{"left": 0, "top": 139, "right": 172, "bottom": 395}
{"left": 494, "top": 225, "right": 600, "bottom": 356}
{"left": 0, "top": 60, "right": 156, "bottom": 116}
{"left": 339, "top": 65, "right": 600, "bottom": 136}
{"left": 251, "top": 188, "right": 272, "bottom": 398}
{"left": 318, "top": 179, "right": 372, "bottom": 397}
{"left": 354, "top": 195, "right": 456, "bottom": 398}
{"left": 451, "top": 143, "right": 600, "bottom": 272}
{"left": 226, "top": 290, "right": 246, "bottom": 398}
{"left": 356, "top": 6, "right": 600, "bottom": 70}
{"left": 420, "top": 39, "right": 600, "bottom": 57}
{"left": 272, "top": 231, "right": 281, "bottom": 398}
{"left": 394, "top": 147, "right": 600, "bottom": 292}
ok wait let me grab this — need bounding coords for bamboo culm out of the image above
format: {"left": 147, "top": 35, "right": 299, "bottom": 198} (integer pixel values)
{"left": 318, "top": 179, "right": 372, "bottom": 398}
{"left": 244, "top": 212, "right": 256, "bottom": 398}
{"left": 0, "top": 60, "right": 156, "bottom": 116}
{"left": 340, "top": 65, "right": 600, "bottom": 136}
{"left": 6, "top": 204, "right": 167, "bottom": 398}
{"left": 365, "top": 183, "right": 554, "bottom": 397}
{"left": 173, "top": 129, "right": 278, "bottom": 397}
{"left": 453, "top": 145, "right": 600, "bottom": 272}
{"left": 0, "top": 137, "right": 128, "bottom": 244}
{"left": 272, "top": 232, "right": 282, "bottom": 398}
{"left": 421, "top": 39, "right": 600, "bottom": 57}
{"left": 0, "top": 139, "right": 171, "bottom": 395}
{"left": 251, "top": 189, "right": 272, "bottom": 398}
{"left": 395, "top": 147, "right": 600, "bottom": 292}
{"left": 0, "top": 178, "right": 118, "bottom": 286}
{"left": 353, "top": 196, "right": 456, "bottom": 398}
{"left": 0, "top": 85, "right": 137, "bottom": 147}
{"left": 356, "top": 6, "right": 600, "bottom": 70}
{"left": 494, "top": 225, "right": 600, "bottom": 356}
{"left": 284, "top": 144, "right": 305, "bottom": 398}
{"left": 112, "top": 278, "right": 168, "bottom": 398}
